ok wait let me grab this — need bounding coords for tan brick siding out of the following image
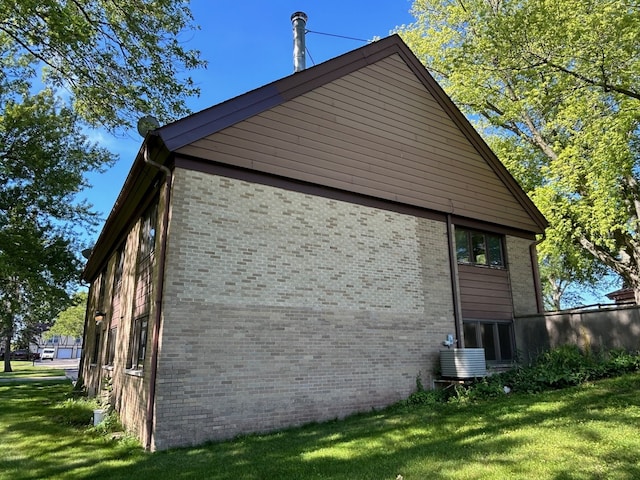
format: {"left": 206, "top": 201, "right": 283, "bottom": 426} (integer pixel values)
{"left": 153, "top": 168, "right": 455, "bottom": 449}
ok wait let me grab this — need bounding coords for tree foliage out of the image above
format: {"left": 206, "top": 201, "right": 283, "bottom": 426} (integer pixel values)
{"left": 0, "top": 0, "right": 206, "bottom": 130}
{"left": 45, "top": 291, "right": 87, "bottom": 340}
{"left": 398, "top": 0, "right": 640, "bottom": 305}
{"left": 0, "top": 89, "right": 113, "bottom": 371}
{"left": 0, "top": 1, "right": 205, "bottom": 371}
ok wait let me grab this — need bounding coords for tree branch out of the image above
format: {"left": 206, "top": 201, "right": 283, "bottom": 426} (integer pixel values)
{"left": 578, "top": 235, "right": 632, "bottom": 280}
{"left": 531, "top": 54, "right": 640, "bottom": 101}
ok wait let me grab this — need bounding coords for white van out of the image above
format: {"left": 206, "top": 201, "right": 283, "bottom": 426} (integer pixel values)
{"left": 42, "top": 348, "right": 56, "bottom": 361}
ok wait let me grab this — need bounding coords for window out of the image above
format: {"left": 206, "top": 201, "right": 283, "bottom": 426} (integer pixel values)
{"left": 111, "top": 244, "right": 125, "bottom": 328}
{"left": 97, "top": 267, "right": 108, "bottom": 312}
{"left": 113, "top": 244, "right": 125, "bottom": 287}
{"left": 91, "top": 330, "right": 102, "bottom": 365}
{"left": 106, "top": 327, "right": 117, "bottom": 366}
{"left": 127, "top": 202, "right": 157, "bottom": 372}
{"left": 133, "top": 203, "right": 157, "bottom": 319}
{"left": 127, "top": 317, "right": 148, "bottom": 370}
{"left": 463, "top": 320, "right": 514, "bottom": 363}
{"left": 455, "top": 228, "right": 504, "bottom": 267}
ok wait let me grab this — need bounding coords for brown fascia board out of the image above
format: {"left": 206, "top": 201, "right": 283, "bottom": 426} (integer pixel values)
{"left": 82, "top": 135, "right": 170, "bottom": 282}
{"left": 157, "top": 34, "right": 547, "bottom": 234}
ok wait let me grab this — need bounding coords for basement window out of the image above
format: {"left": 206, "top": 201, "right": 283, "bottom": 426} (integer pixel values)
{"left": 463, "top": 320, "right": 514, "bottom": 363}
{"left": 455, "top": 228, "right": 504, "bottom": 267}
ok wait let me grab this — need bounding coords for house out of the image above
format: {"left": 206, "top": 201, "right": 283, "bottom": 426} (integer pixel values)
{"left": 36, "top": 334, "right": 83, "bottom": 359}
{"left": 606, "top": 287, "right": 635, "bottom": 305}
{"left": 80, "top": 34, "right": 547, "bottom": 451}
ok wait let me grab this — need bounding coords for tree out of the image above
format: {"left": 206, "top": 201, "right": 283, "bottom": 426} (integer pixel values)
{"left": 398, "top": 0, "right": 640, "bottom": 305}
{"left": 45, "top": 291, "right": 87, "bottom": 341}
{"left": 0, "top": 1, "right": 205, "bottom": 372}
{"left": 0, "top": 90, "right": 112, "bottom": 372}
{"left": 0, "top": 0, "right": 206, "bottom": 131}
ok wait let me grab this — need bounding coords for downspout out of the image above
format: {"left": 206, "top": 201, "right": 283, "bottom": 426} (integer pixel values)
{"left": 75, "top": 286, "right": 93, "bottom": 390}
{"left": 446, "top": 214, "right": 463, "bottom": 347}
{"left": 143, "top": 142, "right": 172, "bottom": 451}
{"left": 530, "top": 233, "right": 546, "bottom": 314}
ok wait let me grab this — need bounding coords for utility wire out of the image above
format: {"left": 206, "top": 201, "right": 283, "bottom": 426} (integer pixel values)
{"left": 304, "top": 29, "right": 372, "bottom": 67}
{"left": 306, "top": 47, "right": 316, "bottom": 67}
{"left": 305, "top": 29, "right": 372, "bottom": 44}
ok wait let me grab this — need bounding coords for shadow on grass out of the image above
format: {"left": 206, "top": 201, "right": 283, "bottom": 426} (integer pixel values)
{"left": 0, "top": 380, "right": 144, "bottom": 480}
{"left": 2, "top": 375, "right": 640, "bottom": 479}
{"left": 85, "top": 374, "right": 640, "bottom": 480}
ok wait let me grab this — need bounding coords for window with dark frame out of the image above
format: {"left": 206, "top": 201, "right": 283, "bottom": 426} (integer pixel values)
{"left": 106, "top": 243, "right": 125, "bottom": 370}
{"left": 92, "top": 330, "right": 102, "bottom": 365}
{"left": 107, "top": 327, "right": 117, "bottom": 366}
{"left": 128, "top": 317, "right": 148, "bottom": 370}
{"left": 91, "top": 268, "right": 108, "bottom": 366}
{"left": 455, "top": 228, "right": 504, "bottom": 267}
{"left": 463, "top": 320, "right": 515, "bottom": 363}
{"left": 111, "top": 244, "right": 125, "bottom": 323}
{"left": 98, "top": 267, "right": 107, "bottom": 308}
{"left": 127, "top": 201, "right": 157, "bottom": 371}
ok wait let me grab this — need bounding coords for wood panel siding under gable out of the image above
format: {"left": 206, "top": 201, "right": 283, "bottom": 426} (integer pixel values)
{"left": 458, "top": 264, "right": 513, "bottom": 320}
{"left": 176, "top": 53, "right": 540, "bottom": 232}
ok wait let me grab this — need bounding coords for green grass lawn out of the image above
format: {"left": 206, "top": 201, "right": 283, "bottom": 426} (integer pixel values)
{"left": 1, "top": 374, "right": 640, "bottom": 480}
{"left": 0, "top": 361, "right": 66, "bottom": 379}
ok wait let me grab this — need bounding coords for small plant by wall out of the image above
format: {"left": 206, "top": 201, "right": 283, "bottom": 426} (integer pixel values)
{"left": 99, "top": 375, "right": 114, "bottom": 413}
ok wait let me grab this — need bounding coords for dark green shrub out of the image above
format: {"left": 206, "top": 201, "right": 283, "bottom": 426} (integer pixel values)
{"left": 404, "top": 389, "right": 445, "bottom": 406}
{"left": 603, "top": 349, "right": 640, "bottom": 375}
{"left": 496, "top": 366, "right": 545, "bottom": 394}
{"left": 531, "top": 344, "right": 596, "bottom": 387}
{"left": 452, "top": 377, "right": 505, "bottom": 402}
{"left": 403, "top": 371, "right": 446, "bottom": 405}
{"left": 401, "top": 347, "right": 640, "bottom": 407}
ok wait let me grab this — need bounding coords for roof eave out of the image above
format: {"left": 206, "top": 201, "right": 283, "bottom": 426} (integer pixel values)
{"left": 82, "top": 134, "right": 170, "bottom": 281}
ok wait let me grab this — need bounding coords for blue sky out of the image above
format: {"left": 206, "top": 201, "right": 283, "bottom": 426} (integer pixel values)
{"left": 84, "top": 1, "right": 416, "bottom": 230}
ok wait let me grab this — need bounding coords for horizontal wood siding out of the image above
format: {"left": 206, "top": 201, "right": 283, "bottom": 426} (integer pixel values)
{"left": 458, "top": 264, "right": 513, "bottom": 320}
{"left": 177, "top": 54, "right": 539, "bottom": 232}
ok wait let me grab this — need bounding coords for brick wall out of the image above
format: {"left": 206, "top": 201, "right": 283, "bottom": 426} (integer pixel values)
{"left": 153, "top": 168, "right": 455, "bottom": 450}
{"left": 81, "top": 189, "right": 166, "bottom": 446}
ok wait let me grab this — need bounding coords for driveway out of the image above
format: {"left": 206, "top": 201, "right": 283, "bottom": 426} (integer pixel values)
{"left": 34, "top": 358, "right": 80, "bottom": 381}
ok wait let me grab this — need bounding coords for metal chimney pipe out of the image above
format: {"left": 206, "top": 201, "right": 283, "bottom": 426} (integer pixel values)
{"left": 291, "top": 11, "right": 307, "bottom": 72}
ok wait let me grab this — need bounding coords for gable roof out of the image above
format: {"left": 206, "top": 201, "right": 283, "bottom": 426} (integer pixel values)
{"left": 84, "top": 34, "right": 546, "bottom": 281}
{"left": 157, "top": 34, "right": 546, "bottom": 233}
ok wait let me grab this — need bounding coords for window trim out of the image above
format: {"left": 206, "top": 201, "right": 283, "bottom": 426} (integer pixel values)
{"left": 455, "top": 227, "right": 505, "bottom": 268}
{"left": 127, "top": 315, "right": 148, "bottom": 371}
{"left": 126, "top": 201, "right": 157, "bottom": 373}
{"left": 463, "top": 319, "right": 515, "bottom": 364}
{"left": 91, "top": 329, "right": 102, "bottom": 366}
{"left": 106, "top": 327, "right": 117, "bottom": 367}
